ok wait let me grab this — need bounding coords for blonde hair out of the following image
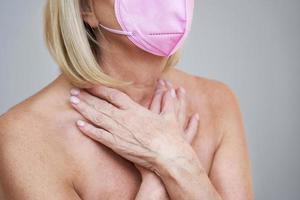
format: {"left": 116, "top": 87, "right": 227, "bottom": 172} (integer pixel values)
{"left": 43, "top": 0, "right": 180, "bottom": 88}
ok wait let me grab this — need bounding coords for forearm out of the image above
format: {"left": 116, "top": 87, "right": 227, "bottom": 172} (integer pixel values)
{"left": 156, "top": 151, "right": 222, "bottom": 200}
{"left": 135, "top": 173, "right": 169, "bottom": 200}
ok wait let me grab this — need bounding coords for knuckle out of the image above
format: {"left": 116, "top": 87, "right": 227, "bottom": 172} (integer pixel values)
{"left": 93, "top": 114, "right": 103, "bottom": 124}
{"left": 92, "top": 102, "right": 101, "bottom": 112}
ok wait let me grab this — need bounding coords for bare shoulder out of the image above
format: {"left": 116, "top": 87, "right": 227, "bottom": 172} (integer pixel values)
{"left": 0, "top": 93, "right": 79, "bottom": 199}
{"left": 166, "top": 67, "right": 243, "bottom": 146}
{"left": 170, "top": 69, "right": 253, "bottom": 199}
{"left": 0, "top": 102, "right": 46, "bottom": 151}
{"left": 167, "top": 67, "right": 241, "bottom": 121}
{"left": 195, "top": 73, "right": 241, "bottom": 121}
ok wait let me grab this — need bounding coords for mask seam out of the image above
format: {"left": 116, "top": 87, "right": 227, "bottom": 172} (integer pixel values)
{"left": 167, "top": 0, "right": 189, "bottom": 55}
{"left": 148, "top": 32, "right": 184, "bottom": 36}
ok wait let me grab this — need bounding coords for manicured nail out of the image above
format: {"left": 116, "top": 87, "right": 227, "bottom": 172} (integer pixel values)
{"left": 70, "top": 88, "right": 80, "bottom": 96}
{"left": 156, "top": 81, "right": 163, "bottom": 90}
{"left": 170, "top": 88, "right": 176, "bottom": 98}
{"left": 179, "top": 87, "right": 186, "bottom": 94}
{"left": 195, "top": 113, "right": 200, "bottom": 121}
{"left": 77, "top": 120, "right": 85, "bottom": 127}
{"left": 70, "top": 96, "right": 80, "bottom": 104}
{"left": 158, "top": 79, "right": 165, "bottom": 86}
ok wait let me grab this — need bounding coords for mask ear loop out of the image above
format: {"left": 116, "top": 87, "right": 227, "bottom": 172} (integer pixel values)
{"left": 99, "top": 24, "right": 134, "bottom": 36}
{"left": 94, "top": 25, "right": 117, "bottom": 56}
{"left": 96, "top": 24, "right": 131, "bottom": 59}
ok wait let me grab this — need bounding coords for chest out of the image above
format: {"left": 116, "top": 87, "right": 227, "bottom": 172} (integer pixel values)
{"left": 64, "top": 87, "right": 221, "bottom": 199}
{"left": 67, "top": 122, "right": 218, "bottom": 200}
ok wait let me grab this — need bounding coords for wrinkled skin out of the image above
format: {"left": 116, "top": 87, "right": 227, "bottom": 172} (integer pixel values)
{"left": 69, "top": 79, "right": 201, "bottom": 173}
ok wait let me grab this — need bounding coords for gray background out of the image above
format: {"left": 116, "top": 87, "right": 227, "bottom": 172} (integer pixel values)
{"left": 0, "top": 0, "right": 299, "bottom": 199}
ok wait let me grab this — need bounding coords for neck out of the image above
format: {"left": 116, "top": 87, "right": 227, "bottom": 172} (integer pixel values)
{"left": 92, "top": 33, "right": 169, "bottom": 107}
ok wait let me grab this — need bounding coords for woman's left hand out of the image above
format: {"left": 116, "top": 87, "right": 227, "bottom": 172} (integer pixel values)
{"left": 69, "top": 80, "right": 201, "bottom": 173}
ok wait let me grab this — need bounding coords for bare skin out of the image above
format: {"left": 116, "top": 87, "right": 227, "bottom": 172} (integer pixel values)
{"left": 0, "top": 0, "right": 253, "bottom": 199}
{"left": 0, "top": 70, "right": 253, "bottom": 199}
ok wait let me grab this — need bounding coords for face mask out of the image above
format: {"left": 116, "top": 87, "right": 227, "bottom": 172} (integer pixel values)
{"left": 99, "top": 0, "right": 195, "bottom": 57}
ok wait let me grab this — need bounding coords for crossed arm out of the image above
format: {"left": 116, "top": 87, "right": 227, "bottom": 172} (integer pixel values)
{"left": 0, "top": 79, "right": 253, "bottom": 200}
{"left": 68, "top": 79, "right": 253, "bottom": 200}
{"left": 130, "top": 80, "right": 253, "bottom": 200}
{"left": 133, "top": 80, "right": 221, "bottom": 200}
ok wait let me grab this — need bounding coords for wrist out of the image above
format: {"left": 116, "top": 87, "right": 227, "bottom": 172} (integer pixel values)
{"left": 154, "top": 146, "right": 205, "bottom": 180}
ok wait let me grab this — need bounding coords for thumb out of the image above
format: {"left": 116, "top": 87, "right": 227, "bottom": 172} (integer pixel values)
{"left": 184, "top": 113, "right": 200, "bottom": 144}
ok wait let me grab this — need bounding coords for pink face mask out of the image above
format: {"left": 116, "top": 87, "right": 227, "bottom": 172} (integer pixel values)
{"left": 99, "top": 0, "right": 195, "bottom": 57}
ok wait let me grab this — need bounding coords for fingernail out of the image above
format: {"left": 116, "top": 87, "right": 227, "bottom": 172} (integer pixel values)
{"left": 70, "top": 96, "right": 80, "bottom": 104}
{"left": 179, "top": 87, "right": 186, "bottom": 94}
{"left": 158, "top": 79, "right": 165, "bottom": 86}
{"left": 156, "top": 82, "right": 163, "bottom": 90}
{"left": 70, "top": 88, "right": 80, "bottom": 96}
{"left": 77, "top": 120, "right": 85, "bottom": 127}
{"left": 170, "top": 88, "right": 176, "bottom": 98}
{"left": 195, "top": 113, "right": 200, "bottom": 121}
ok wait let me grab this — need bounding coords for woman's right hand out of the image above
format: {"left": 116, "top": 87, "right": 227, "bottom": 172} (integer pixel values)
{"left": 135, "top": 79, "right": 200, "bottom": 200}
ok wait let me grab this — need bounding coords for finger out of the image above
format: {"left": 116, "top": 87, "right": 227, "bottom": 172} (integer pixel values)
{"left": 87, "top": 85, "right": 135, "bottom": 110}
{"left": 76, "top": 120, "right": 115, "bottom": 146}
{"left": 70, "top": 95, "right": 118, "bottom": 131}
{"left": 74, "top": 89, "right": 120, "bottom": 116}
{"left": 77, "top": 120, "right": 146, "bottom": 167}
{"left": 164, "top": 80, "right": 181, "bottom": 115}
{"left": 149, "top": 79, "right": 168, "bottom": 113}
{"left": 176, "top": 86, "right": 187, "bottom": 127}
{"left": 184, "top": 113, "right": 200, "bottom": 144}
{"left": 161, "top": 87, "right": 177, "bottom": 115}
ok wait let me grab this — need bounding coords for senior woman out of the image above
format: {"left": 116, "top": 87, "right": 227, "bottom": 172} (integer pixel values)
{"left": 0, "top": 0, "right": 253, "bottom": 199}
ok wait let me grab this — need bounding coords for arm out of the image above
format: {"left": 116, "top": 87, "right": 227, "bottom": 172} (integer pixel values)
{"left": 154, "top": 146, "right": 222, "bottom": 200}
{"left": 207, "top": 83, "right": 254, "bottom": 199}
{"left": 134, "top": 80, "right": 171, "bottom": 200}
{"left": 69, "top": 80, "right": 253, "bottom": 200}
{"left": 153, "top": 83, "right": 253, "bottom": 200}
{"left": 133, "top": 79, "right": 203, "bottom": 200}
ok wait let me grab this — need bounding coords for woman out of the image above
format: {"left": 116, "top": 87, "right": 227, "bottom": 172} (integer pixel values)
{"left": 0, "top": 0, "right": 253, "bottom": 199}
